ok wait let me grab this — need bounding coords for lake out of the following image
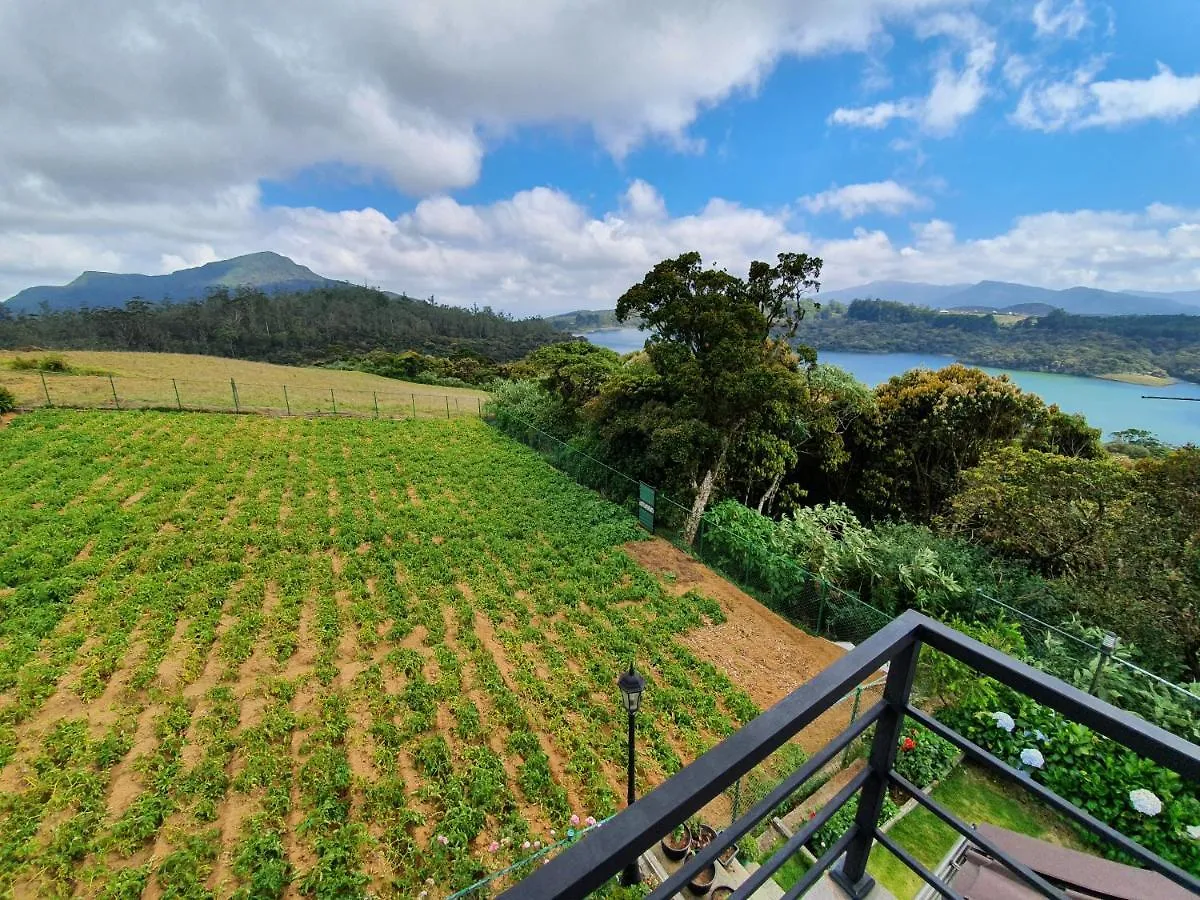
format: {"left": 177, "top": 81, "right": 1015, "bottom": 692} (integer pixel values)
{"left": 578, "top": 328, "right": 1200, "bottom": 445}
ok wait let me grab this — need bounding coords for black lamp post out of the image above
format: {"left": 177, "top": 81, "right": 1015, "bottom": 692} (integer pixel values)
{"left": 618, "top": 663, "right": 646, "bottom": 887}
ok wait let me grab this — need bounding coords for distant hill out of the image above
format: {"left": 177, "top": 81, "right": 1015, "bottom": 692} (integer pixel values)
{"left": 543, "top": 309, "right": 643, "bottom": 331}
{"left": 817, "top": 280, "right": 971, "bottom": 306}
{"left": 3, "top": 252, "right": 336, "bottom": 314}
{"left": 821, "top": 279, "right": 1199, "bottom": 316}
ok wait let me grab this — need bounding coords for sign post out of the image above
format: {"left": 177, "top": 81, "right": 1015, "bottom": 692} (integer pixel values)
{"left": 637, "top": 483, "right": 655, "bottom": 533}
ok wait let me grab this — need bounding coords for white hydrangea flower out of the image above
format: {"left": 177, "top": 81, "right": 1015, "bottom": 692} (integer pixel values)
{"left": 1129, "top": 789, "right": 1162, "bottom": 817}
{"left": 992, "top": 711, "right": 1015, "bottom": 732}
{"left": 1032, "top": 729, "right": 1048, "bottom": 743}
{"left": 1020, "top": 748, "right": 1045, "bottom": 769}
{"left": 1185, "top": 824, "right": 1200, "bottom": 841}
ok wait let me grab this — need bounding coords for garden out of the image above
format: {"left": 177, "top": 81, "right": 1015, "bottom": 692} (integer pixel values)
{"left": 0, "top": 410, "right": 765, "bottom": 896}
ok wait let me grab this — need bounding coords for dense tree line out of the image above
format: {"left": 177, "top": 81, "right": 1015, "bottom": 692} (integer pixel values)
{"left": 0, "top": 285, "right": 568, "bottom": 363}
{"left": 800, "top": 300, "right": 1200, "bottom": 381}
{"left": 491, "top": 252, "right": 1200, "bottom": 682}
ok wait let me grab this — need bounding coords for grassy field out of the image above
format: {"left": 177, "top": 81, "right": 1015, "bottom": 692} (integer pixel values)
{"left": 0, "top": 351, "right": 486, "bottom": 419}
{"left": 867, "top": 764, "right": 1088, "bottom": 898}
{"left": 0, "top": 409, "right": 772, "bottom": 897}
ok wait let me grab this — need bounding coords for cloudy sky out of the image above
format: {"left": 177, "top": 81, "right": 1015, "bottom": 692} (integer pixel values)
{"left": 2, "top": 0, "right": 1199, "bottom": 313}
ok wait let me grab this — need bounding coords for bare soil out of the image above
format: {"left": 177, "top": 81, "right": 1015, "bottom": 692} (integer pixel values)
{"left": 624, "top": 538, "right": 882, "bottom": 753}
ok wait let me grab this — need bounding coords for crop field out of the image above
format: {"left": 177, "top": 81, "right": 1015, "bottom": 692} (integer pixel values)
{"left": 0, "top": 409, "right": 810, "bottom": 897}
{"left": 0, "top": 351, "right": 486, "bottom": 419}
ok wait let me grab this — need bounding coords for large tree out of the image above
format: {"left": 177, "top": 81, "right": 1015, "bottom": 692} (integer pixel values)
{"left": 612, "top": 251, "right": 821, "bottom": 542}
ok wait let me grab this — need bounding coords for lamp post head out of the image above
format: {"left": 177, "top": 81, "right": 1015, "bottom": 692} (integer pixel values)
{"left": 618, "top": 664, "right": 646, "bottom": 715}
{"left": 1101, "top": 632, "right": 1119, "bottom": 653}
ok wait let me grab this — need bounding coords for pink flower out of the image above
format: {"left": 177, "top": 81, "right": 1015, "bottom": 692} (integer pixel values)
{"left": 522, "top": 841, "right": 531, "bottom": 850}
{"left": 569, "top": 814, "right": 580, "bottom": 826}
{"left": 585, "top": 816, "right": 597, "bottom": 827}
{"left": 533, "top": 841, "right": 542, "bottom": 849}
{"left": 543, "top": 858, "right": 550, "bottom": 866}
{"left": 487, "top": 841, "right": 500, "bottom": 852}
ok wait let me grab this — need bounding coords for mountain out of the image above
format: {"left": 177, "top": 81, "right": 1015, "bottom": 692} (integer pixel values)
{"left": 3, "top": 252, "right": 336, "bottom": 314}
{"left": 817, "top": 280, "right": 971, "bottom": 306}
{"left": 821, "top": 279, "right": 1199, "bottom": 316}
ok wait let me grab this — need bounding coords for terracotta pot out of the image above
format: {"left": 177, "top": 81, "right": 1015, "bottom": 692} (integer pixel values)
{"left": 687, "top": 862, "right": 718, "bottom": 896}
{"left": 661, "top": 823, "right": 692, "bottom": 861}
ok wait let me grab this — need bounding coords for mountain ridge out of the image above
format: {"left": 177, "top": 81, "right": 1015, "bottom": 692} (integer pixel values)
{"left": 4, "top": 251, "right": 337, "bottom": 314}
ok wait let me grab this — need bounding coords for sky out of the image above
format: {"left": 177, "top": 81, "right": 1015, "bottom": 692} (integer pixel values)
{"left": 2, "top": 0, "right": 1199, "bottom": 315}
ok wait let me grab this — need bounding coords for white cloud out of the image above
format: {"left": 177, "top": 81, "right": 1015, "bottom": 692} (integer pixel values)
{"left": 1003, "top": 54, "right": 1034, "bottom": 88}
{"left": 801, "top": 181, "right": 927, "bottom": 218}
{"left": 1032, "top": 0, "right": 1090, "bottom": 39}
{"left": 1015, "top": 62, "right": 1200, "bottom": 131}
{"left": 830, "top": 13, "right": 995, "bottom": 135}
{"left": 4, "top": 183, "right": 1200, "bottom": 313}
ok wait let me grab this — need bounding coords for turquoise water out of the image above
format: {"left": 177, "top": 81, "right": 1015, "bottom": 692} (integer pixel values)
{"left": 578, "top": 328, "right": 1200, "bottom": 445}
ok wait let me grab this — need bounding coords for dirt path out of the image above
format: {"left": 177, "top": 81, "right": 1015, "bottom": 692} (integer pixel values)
{"left": 624, "top": 538, "right": 883, "bottom": 753}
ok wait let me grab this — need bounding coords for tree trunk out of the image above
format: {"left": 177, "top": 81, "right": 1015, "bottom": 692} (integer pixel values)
{"left": 683, "top": 437, "right": 732, "bottom": 544}
{"left": 757, "top": 472, "right": 783, "bottom": 515}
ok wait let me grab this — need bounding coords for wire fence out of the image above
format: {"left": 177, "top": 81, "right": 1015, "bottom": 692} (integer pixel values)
{"left": 6, "top": 370, "right": 484, "bottom": 420}
{"left": 488, "top": 407, "right": 1200, "bottom": 743}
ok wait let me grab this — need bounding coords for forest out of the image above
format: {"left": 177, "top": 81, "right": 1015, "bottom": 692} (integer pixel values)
{"left": 0, "top": 285, "right": 567, "bottom": 364}
{"left": 488, "top": 253, "right": 1200, "bottom": 693}
{"left": 797, "top": 300, "right": 1200, "bottom": 382}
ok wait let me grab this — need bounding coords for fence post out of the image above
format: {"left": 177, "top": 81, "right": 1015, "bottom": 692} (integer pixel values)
{"left": 330, "top": 388, "right": 338, "bottom": 415}
{"left": 109, "top": 375, "right": 120, "bottom": 410}
{"left": 40, "top": 372, "right": 52, "bottom": 407}
{"left": 231, "top": 379, "right": 240, "bottom": 413}
{"left": 412, "top": 394, "right": 417, "bottom": 418}
{"left": 730, "top": 777, "right": 742, "bottom": 828}
{"left": 477, "top": 397, "right": 482, "bottom": 418}
{"left": 445, "top": 396, "right": 451, "bottom": 419}
{"left": 1089, "top": 633, "right": 1119, "bottom": 696}
{"left": 841, "top": 686, "right": 864, "bottom": 768}
{"left": 816, "top": 581, "right": 828, "bottom": 635}
{"left": 830, "top": 640, "right": 919, "bottom": 900}
{"left": 373, "top": 392, "right": 379, "bottom": 418}
{"left": 172, "top": 378, "right": 182, "bottom": 411}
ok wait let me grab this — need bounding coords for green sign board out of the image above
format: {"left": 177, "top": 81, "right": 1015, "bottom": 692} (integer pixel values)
{"left": 638, "top": 483, "right": 655, "bottom": 532}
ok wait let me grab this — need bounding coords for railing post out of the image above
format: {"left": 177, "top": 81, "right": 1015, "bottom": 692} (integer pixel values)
{"left": 40, "top": 372, "right": 52, "bottom": 407}
{"left": 830, "top": 639, "right": 920, "bottom": 900}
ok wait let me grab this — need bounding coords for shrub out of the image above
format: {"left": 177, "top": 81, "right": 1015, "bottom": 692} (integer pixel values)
{"left": 0, "top": 387, "right": 13, "bottom": 414}
{"left": 893, "top": 723, "right": 959, "bottom": 790}
{"left": 939, "top": 686, "right": 1200, "bottom": 875}
{"left": 809, "top": 793, "right": 901, "bottom": 856}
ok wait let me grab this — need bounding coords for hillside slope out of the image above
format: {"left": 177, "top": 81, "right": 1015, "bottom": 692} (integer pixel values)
{"left": 4, "top": 252, "right": 335, "bottom": 314}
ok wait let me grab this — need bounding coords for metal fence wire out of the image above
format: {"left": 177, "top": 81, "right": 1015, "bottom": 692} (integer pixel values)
{"left": 9, "top": 370, "right": 483, "bottom": 420}
{"left": 488, "top": 407, "right": 1200, "bottom": 743}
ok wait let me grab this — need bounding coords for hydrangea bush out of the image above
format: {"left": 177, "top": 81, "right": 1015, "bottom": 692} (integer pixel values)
{"left": 939, "top": 686, "right": 1200, "bottom": 875}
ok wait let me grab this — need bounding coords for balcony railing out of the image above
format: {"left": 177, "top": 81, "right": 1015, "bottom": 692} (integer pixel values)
{"left": 501, "top": 609, "right": 1200, "bottom": 899}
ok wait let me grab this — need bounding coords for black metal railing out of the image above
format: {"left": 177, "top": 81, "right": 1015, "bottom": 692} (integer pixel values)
{"left": 501, "top": 609, "right": 1200, "bottom": 899}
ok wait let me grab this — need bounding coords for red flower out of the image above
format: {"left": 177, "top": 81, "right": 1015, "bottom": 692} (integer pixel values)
{"left": 901, "top": 737, "right": 916, "bottom": 752}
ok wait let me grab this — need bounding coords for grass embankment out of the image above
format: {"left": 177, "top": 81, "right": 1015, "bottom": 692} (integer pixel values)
{"left": 866, "top": 763, "right": 1087, "bottom": 898}
{"left": 0, "top": 410, "right": 761, "bottom": 895}
{"left": 1097, "top": 372, "right": 1176, "bottom": 386}
{"left": 0, "top": 350, "right": 487, "bottom": 418}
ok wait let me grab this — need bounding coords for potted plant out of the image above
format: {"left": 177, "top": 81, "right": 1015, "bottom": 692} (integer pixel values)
{"left": 716, "top": 833, "right": 737, "bottom": 868}
{"left": 661, "top": 822, "right": 692, "bottom": 861}
{"left": 687, "top": 861, "right": 717, "bottom": 896}
{"left": 711, "top": 888, "right": 733, "bottom": 900}
{"left": 692, "top": 823, "right": 717, "bottom": 851}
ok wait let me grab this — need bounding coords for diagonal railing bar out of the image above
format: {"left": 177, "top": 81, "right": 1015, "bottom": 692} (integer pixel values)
{"left": 905, "top": 706, "right": 1199, "bottom": 895}
{"left": 501, "top": 611, "right": 1200, "bottom": 900}
{"left": 734, "top": 767, "right": 869, "bottom": 898}
{"left": 888, "top": 770, "right": 1067, "bottom": 900}
{"left": 871, "top": 828, "right": 965, "bottom": 900}
{"left": 647, "top": 700, "right": 884, "bottom": 899}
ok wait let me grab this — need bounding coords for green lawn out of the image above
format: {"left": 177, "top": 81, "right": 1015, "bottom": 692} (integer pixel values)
{"left": 867, "top": 763, "right": 1088, "bottom": 898}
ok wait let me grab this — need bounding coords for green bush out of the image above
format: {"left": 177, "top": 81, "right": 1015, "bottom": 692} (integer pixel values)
{"left": 0, "top": 387, "right": 13, "bottom": 414}
{"left": 809, "top": 793, "right": 901, "bottom": 856}
{"left": 893, "top": 723, "right": 959, "bottom": 790}
{"left": 939, "top": 686, "right": 1200, "bottom": 875}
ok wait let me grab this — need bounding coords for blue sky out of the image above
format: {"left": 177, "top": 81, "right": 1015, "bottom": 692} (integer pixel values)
{"left": 3, "top": 0, "right": 1200, "bottom": 312}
